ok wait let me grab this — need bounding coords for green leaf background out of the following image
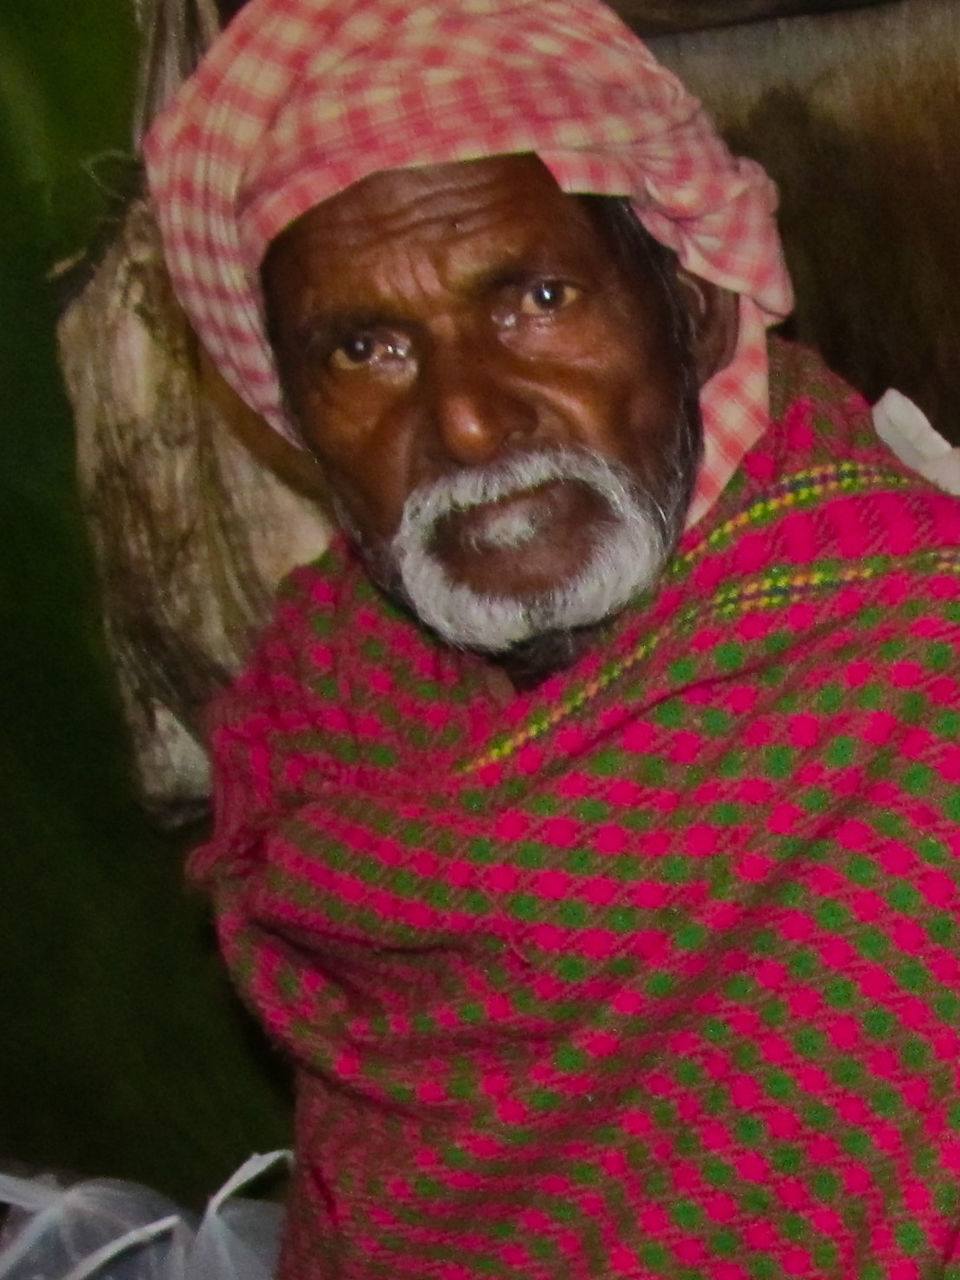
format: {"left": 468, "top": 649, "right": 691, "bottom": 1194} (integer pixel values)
{"left": 0, "top": 0, "right": 290, "bottom": 1205}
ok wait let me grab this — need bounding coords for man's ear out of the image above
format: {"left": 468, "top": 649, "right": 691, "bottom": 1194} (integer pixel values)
{"left": 675, "top": 266, "right": 739, "bottom": 387}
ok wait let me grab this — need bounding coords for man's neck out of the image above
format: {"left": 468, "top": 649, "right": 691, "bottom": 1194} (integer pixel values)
{"left": 495, "top": 626, "right": 599, "bottom": 693}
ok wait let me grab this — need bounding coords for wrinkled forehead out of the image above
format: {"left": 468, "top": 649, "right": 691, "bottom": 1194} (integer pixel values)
{"left": 258, "top": 154, "right": 672, "bottom": 345}
{"left": 263, "top": 153, "right": 604, "bottom": 276}
{"left": 243, "top": 147, "right": 630, "bottom": 285}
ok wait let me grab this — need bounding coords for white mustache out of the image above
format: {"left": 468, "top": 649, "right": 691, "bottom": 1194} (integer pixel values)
{"left": 397, "top": 447, "right": 657, "bottom": 538}
{"left": 389, "top": 447, "right": 670, "bottom": 652}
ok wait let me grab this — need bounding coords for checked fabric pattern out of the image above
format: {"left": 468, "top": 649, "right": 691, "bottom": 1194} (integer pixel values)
{"left": 193, "top": 341, "right": 960, "bottom": 1280}
{"left": 143, "top": 0, "right": 793, "bottom": 528}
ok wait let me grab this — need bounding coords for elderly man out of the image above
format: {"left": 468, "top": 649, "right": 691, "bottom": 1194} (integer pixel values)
{"left": 145, "top": 0, "right": 960, "bottom": 1276}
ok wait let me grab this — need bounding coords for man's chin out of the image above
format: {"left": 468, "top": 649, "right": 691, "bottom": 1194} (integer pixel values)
{"left": 390, "top": 531, "right": 668, "bottom": 654}
{"left": 363, "top": 545, "right": 599, "bottom": 683}
{"left": 361, "top": 540, "right": 590, "bottom": 654}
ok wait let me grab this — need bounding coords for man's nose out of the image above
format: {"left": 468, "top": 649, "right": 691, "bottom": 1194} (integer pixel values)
{"left": 425, "top": 353, "right": 538, "bottom": 467}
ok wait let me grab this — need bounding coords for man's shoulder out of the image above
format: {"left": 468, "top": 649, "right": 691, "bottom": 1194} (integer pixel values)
{"left": 692, "top": 338, "right": 960, "bottom": 593}
{"left": 741, "top": 337, "right": 960, "bottom": 529}
{"left": 767, "top": 336, "right": 891, "bottom": 467}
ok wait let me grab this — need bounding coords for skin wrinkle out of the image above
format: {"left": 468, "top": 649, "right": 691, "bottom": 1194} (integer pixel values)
{"left": 262, "top": 153, "right": 735, "bottom": 682}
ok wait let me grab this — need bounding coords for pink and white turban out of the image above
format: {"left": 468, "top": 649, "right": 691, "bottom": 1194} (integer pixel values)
{"left": 144, "top": 0, "right": 793, "bottom": 526}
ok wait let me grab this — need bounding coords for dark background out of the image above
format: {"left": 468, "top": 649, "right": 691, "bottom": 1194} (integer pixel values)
{"left": 0, "top": 0, "right": 290, "bottom": 1205}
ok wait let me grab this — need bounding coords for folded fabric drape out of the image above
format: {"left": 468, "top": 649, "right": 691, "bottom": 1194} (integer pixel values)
{"left": 193, "top": 341, "right": 960, "bottom": 1279}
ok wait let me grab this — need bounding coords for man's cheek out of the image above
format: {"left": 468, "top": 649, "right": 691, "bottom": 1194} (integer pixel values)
{"left": 310, "top": 440, "right": 397, "bottom": 538}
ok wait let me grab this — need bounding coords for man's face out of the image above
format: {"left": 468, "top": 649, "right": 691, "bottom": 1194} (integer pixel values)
{"left": 263, "top": 153, "right": 699, "bottom": 653}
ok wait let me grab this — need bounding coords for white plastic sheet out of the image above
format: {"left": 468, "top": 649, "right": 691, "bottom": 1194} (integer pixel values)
{"left": 0, "top": 1151, "right": 289, "bottom": 1280}
{"left": 873, "top": 389, "right": 960, "bottom": 496}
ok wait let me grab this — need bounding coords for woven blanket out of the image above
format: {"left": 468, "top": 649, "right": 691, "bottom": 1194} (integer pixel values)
{"left": 193, "top": 339, "right": 960, "bottom": 1280}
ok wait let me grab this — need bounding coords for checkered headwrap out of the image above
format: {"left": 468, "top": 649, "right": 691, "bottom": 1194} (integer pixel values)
{"left": 144, "top": 0, "right": 793, "bottom": 526}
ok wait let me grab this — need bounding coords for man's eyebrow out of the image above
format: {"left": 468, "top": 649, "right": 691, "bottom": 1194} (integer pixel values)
{"left": 293, "top": 307, "right": 396, "bottom": 348}
{"left": 474, "top": 264, "right": 546, "bottom": 293}
{"left": 464, "top": 245, "right": 586, "bottom": 296}
{"left": 290, "top": 250, "right": 586, "bottom": 346}
{"left": 429, "top": 261, "right": 585, "bottom": 312}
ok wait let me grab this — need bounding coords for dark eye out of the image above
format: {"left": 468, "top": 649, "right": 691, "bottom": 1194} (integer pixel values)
{"left": 331, "top": 333, "right": 376, "bottom": 369}
{"left": 519, "top": 280, "right": 581, "bottom": 316}
{"left": 329, "top": 330, "right": 412, "bottom": 372}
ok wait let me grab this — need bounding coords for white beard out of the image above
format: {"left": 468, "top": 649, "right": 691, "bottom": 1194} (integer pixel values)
{"left": 388, "top": 447, "right": 673, "bottom": 653}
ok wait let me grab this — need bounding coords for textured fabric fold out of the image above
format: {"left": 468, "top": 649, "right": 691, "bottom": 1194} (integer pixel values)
{"left": 192, "top": 342, "right": 960, "bottom": 1279}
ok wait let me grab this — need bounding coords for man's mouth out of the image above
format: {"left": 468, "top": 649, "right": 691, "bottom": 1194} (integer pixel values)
{"left": 431, "top": 478, "right": 607, "bottom": 559}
